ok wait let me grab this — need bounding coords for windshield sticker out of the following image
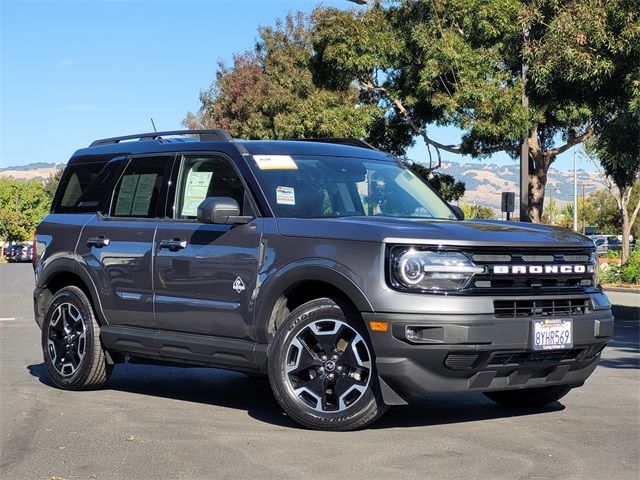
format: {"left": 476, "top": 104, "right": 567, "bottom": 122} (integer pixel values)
{"left": 254, "top": 155, "right": 298, "bottom": 170}
{"left": 276, "top": 186, "right": 296, "bottom": 205}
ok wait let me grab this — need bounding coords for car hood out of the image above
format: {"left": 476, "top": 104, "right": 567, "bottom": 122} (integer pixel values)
{"left": 275, "top": 217, "right": 594, "bottom": 248}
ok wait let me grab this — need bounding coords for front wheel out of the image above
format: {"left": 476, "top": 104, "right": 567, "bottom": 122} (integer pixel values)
{"left": 268, "top": 298, "right": 387, "bottom": 431}
{"left": 483, "top": 385, "right": 573, "bottom": 408}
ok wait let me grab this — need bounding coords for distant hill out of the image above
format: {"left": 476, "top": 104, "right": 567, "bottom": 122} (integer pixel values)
{"left": 0, "top": 162, "right": 64, "bottom": 180}
{"left": 438, "top": 161, "right": 604, "bottom": 211}
{"left": 0, "top": 160, "right": 604, "bottom": 210}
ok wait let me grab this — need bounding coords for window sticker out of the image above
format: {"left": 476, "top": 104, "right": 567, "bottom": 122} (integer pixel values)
{"left": 114, "top": 174, "right": 139, "bottom": 216}
{"left": 131, "top": 173, "right": 157, "bottom": 216}
{"left": 181, "top": 170, "right": 213, "bottom": 217}
{"left": 276, "top": 186, "right": 296, "bottom": 205}
{"left": 254, "top": 155, "right": 298, "bottom": 170}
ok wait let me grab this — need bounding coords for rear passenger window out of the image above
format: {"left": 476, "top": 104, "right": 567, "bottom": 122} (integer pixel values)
{"left": 111, "top": 157, "right": 171, "bottom": 218}
{"left": 54, "top": 162, "right": 107, "bottom": 213}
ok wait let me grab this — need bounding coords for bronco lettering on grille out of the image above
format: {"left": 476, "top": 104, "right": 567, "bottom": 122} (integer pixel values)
{"left": 492, "top": 265, "right": 594, "bottom": 274}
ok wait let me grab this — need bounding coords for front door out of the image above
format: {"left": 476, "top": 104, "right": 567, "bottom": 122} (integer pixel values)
{"left": 153, "top": 154, "right": 261, "bottom": 340}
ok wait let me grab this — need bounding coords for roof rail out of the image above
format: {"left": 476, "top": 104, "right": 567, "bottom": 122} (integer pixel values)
{"left": 293, "top": 138, "right": 378, "bottom": 150}
{"left": 89, "top": 129, "right": 233, "bottom": 147}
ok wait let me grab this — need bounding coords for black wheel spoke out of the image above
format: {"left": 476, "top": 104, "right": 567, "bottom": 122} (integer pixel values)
{"left": 284, "top": 318, "right": 372, "bottom": 413}
{"left": 46, "top": 302, "right": 86, "bottom": 377}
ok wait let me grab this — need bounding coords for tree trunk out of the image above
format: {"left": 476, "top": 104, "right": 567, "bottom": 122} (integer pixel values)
{"left": 621, "top": 209, "right": 631, "bottom": 264}
{"left": 527, "top": 152, "right": 548, "bottom": 223}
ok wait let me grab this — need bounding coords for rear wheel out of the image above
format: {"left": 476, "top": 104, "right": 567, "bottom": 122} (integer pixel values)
{"left": 42, "top": 286, "right": 112, "bottom": 390}
{"left": 483, "top": 385, "right": 572, "bottom": 408}
{"left": 268, "top": 298, "right": 387, "bottom": 431}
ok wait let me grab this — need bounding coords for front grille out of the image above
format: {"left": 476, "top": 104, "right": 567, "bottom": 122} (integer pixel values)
{"left": 494, "top": 298, "right": 592, "bottom": 318}
{"left": 465, "top": 247, "right": 596, "bottom": 295}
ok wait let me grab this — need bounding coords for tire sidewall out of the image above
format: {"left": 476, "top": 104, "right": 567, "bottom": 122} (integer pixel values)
{"left": 42, "top": 287, "right": 97, "bottom": 389}
{"left": 269, "top": 299, "right": 380, "bottom": 429}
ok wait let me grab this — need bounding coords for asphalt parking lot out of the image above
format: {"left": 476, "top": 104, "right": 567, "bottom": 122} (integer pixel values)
{"left": 1, "top": 263, "right": 638, "bottom": 480}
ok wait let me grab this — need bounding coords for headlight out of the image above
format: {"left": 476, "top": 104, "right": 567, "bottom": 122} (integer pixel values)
{"left": 390, "top": 247, "right": 485, "bottom": 292}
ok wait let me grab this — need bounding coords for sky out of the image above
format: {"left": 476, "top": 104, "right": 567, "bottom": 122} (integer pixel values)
{"left": 1, "top": 0, "right": 594, "bottom": 172}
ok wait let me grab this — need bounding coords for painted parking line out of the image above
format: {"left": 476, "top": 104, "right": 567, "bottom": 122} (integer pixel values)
{"left": 0, "top": 318, "right": 16, "bottom": 321}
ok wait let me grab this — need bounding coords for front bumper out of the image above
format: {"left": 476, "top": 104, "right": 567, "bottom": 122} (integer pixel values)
{"left": 363, "top": 309, "right": 613, "bottom": 404}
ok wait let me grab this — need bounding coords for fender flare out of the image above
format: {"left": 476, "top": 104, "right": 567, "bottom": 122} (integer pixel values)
{"left": 253, "top": 258, "right": 373, "bottom": 344}
{"left": 37, "top": 254, "right": 108, "bottom": 325}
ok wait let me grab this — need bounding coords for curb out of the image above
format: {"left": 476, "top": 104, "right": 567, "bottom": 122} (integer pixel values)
{"left": 604, "top": 286, "right": 640, "bottom": 294}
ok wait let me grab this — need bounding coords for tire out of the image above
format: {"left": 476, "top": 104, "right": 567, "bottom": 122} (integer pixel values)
{"left": 268, "top": 298, "right": 387, "bottom": 431}
{"left": 483, "top": 385, "right": 573, "bottom": 408}
{"left": 42, "top": 286, "right": 112, "bottom": 390}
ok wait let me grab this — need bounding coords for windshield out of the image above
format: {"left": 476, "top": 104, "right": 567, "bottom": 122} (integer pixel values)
{"left": 249, "top": 155, "right": 457, "bottom": 220}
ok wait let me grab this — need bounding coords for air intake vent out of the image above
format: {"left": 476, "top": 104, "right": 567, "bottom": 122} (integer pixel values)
{"left": 494, "top": 298, "right": 592, "bottom": 318}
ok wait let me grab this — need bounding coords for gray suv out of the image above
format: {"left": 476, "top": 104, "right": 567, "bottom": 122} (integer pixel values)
{"left": 33, "top": 130, "right": 613, "bottom": 430}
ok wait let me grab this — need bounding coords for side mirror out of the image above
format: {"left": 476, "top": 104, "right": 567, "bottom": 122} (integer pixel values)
{"left": 450, "top": 205, "right": 464, "bottom": 220}
{"left": 197, "top": 197, "right": 252, "bottom": 224}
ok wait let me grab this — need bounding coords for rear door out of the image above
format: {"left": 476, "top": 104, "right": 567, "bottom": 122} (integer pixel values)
{"left": 153, "top": 153, "right": 262, "bottom": 340}
{"left": 77, "top": 154, "right": 174, "bottom": 328}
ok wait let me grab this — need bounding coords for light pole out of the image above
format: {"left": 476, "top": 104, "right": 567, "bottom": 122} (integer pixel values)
{"left": 547, "top": 186, "right": 561, "bottom": 225}
{"left": 573, "top": 146, "right": 578, "bottom": 232}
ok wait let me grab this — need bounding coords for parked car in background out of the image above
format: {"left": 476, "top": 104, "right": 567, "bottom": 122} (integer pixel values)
{"left": 6, "top": 244, "right": 32, "bottom": 263}
{"left": 5, "top": 245, "right": 23, "bottom": 262}
{"left": 590, "top": 235, "right": 621, "bottom": 256}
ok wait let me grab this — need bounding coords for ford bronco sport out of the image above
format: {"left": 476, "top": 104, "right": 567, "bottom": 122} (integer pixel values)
{"left": 33, "top": 129, "right": 613, "bottom": 430}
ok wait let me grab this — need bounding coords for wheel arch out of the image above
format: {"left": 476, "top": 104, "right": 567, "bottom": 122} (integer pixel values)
{"left": 37, "top": 258, "right": 107, "bottom": 326}
{"left": 255, "top": 260, "right": 374, "bottom": 344}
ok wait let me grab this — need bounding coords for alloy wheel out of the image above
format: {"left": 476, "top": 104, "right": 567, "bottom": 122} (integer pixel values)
{"left": 284, "top": 319, "right": 372, "bottom": 413}
{"left": 47, "top": 302, "right": 87, "bottom": 376}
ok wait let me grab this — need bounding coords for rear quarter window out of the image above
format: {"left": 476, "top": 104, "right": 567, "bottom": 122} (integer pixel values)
{"left": 53, "top": 162, "right": 108, "bottom": 213}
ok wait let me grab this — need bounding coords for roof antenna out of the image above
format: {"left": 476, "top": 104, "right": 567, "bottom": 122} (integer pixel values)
{"left": 150, "top": 118, "right": 157, "bottom": 132}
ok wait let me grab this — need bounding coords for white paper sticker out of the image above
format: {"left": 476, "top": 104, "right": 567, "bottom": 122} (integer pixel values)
{"left": 131, "top": 173, "right": 157, "bottom": 216}
{"left": 181, "top": 170, "right": 213, "bottom": 217}
{"left": 276, "top": 186, "right": 296, "bottom": 205}
{"left": 254, "top": 155, "right": 298, "bottom": 170}
{"left": 114, "top": 174, "right": 139, "bottom": 216}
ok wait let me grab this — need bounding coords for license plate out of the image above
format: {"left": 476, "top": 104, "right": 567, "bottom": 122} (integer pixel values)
{"left": 532, "top": 319, "right": 573, "bottom": 351}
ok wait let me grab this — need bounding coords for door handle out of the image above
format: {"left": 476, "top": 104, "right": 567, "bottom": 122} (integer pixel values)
{"left": 87, "top": 236, "right": 110, "bottom": 248}
{"left": 159, "top": 238, "right": 188, "bottom": 251}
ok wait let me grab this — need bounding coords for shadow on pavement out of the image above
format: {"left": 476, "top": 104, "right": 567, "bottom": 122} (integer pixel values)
{"left": 27, "top": 361, "right": 565, "bottom": 430}
{"left": 599, "top": 316, "right": 640, "bottom": 370}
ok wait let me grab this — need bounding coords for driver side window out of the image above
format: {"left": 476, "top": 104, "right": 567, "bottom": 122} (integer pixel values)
{"left": 174, "top": 155, "right": 246, "bottom": 219}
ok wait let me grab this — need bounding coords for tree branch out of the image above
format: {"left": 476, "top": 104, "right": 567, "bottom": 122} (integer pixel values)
{"left": 359, "top": 78, "right": 514, "bottom": 160}
{"left": 546, "top": 125, "right": 594, "bottom": 157}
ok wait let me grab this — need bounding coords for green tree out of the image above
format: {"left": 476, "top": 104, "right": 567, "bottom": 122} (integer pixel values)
{"left": 460, "top": 203, "right": 495, "bottom": 219}
{"left": 185, "top": 11, "right": 466, "bottom": 201}
{"left": 0, "top": 178, "right": 50, "bottom": 242}
{"left": 584, "top": 113, "right": 640, "bottom": 263}
{"left": 185, "top": 13, "right": 380, "bottom": 140}
{"left": 43, "top": 167, "right": 64, "bottom": 201}
{"left": 406, "top": 161, "right": 465, "bottom": 202}
{"left": 312, "top": 0, "right": 639, "bottom": 223}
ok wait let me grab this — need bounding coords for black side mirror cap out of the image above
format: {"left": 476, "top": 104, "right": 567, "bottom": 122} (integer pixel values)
{"left": 197, "top": 197, "right": 253, "bottom": 224}
{"left": 450, "top": 205, "right": 464, "bottom": 220}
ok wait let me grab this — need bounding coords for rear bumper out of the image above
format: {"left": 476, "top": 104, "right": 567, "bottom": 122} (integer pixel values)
{"left": 363, "top": 309, "right": 613, "bottom": 403}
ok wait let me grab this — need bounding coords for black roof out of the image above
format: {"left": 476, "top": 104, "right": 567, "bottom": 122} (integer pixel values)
{"left": 70, "top": 131, "right": 392, "bottom": 164}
